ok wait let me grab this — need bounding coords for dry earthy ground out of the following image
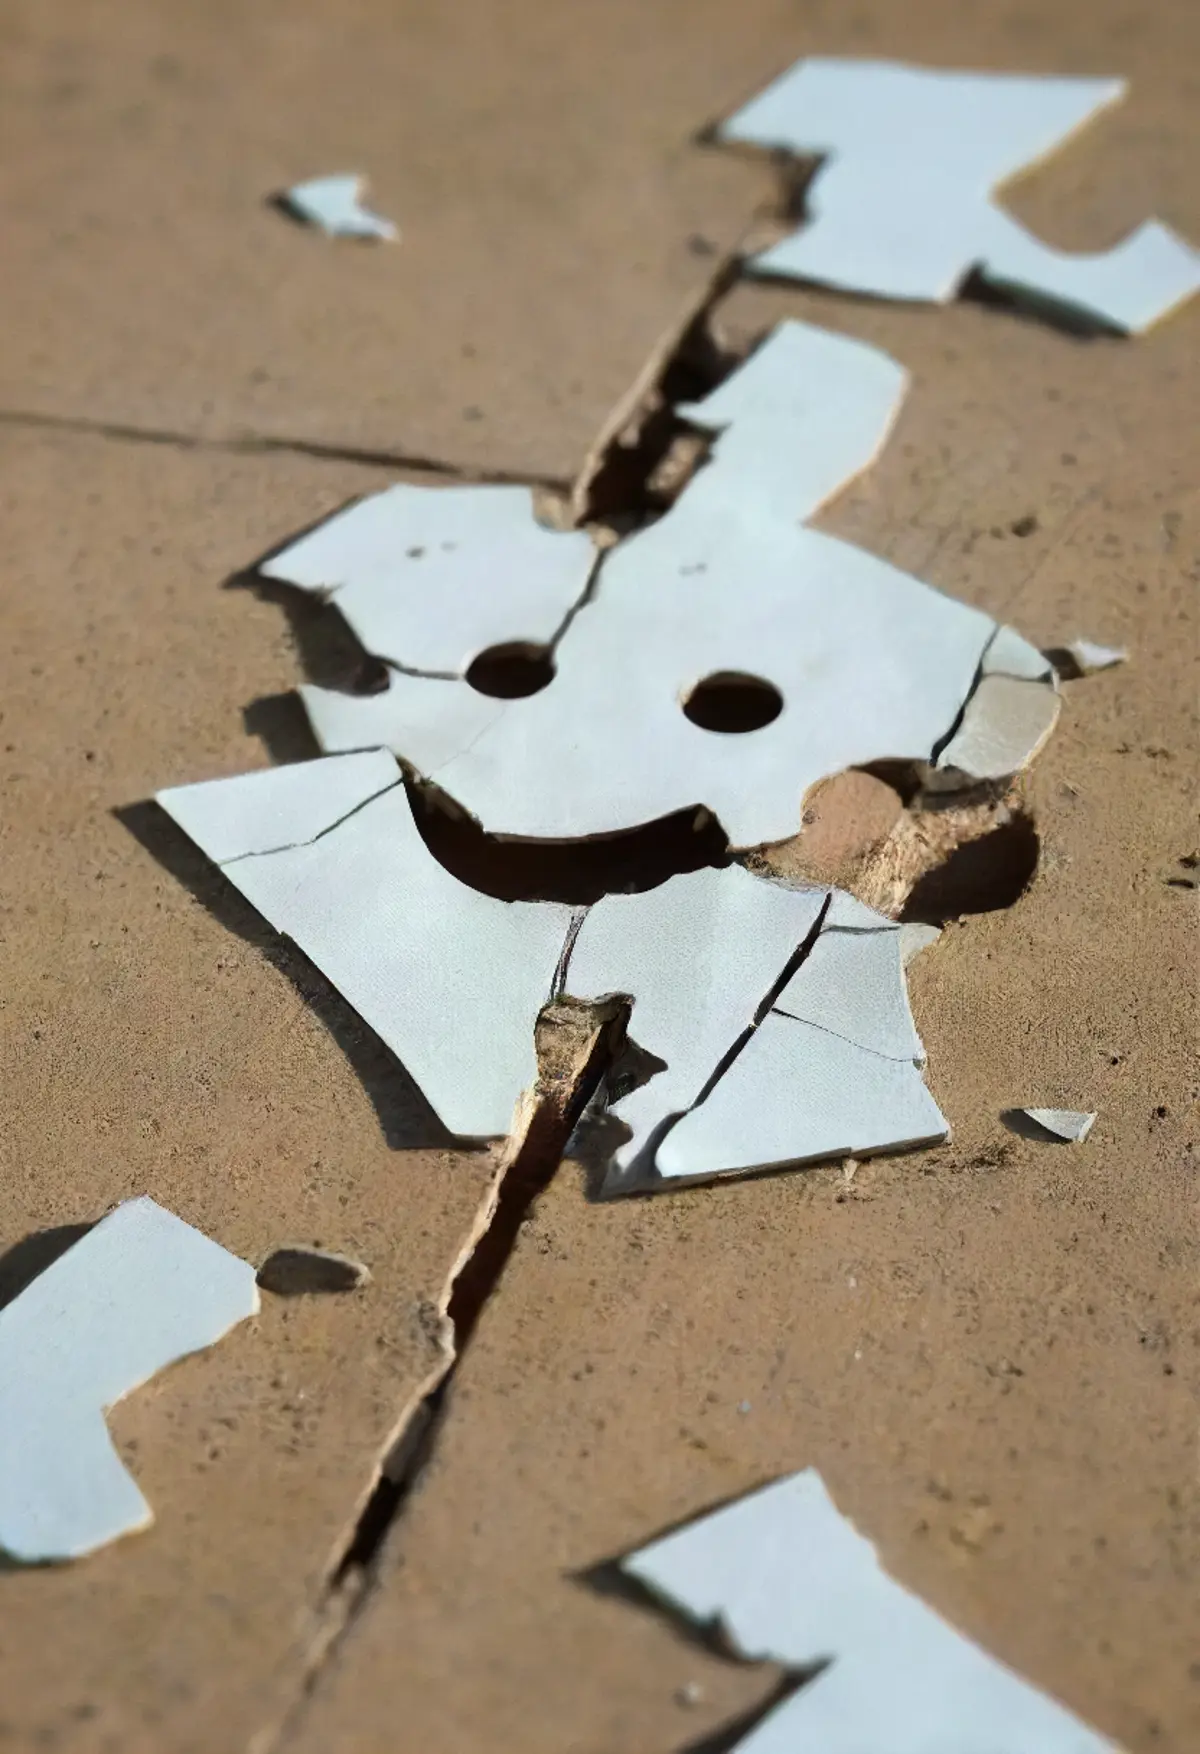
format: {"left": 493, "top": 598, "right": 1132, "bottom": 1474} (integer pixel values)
{"left": 0, "top": 1, "right": 1195, "bottom": 1750}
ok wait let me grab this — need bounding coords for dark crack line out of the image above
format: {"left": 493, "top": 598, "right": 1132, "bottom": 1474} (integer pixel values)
{"left": 257, "top": 1000, "right": 626, "bottom": 1752}
{"left": 242, "top": 156, "right": 836, "bottom": 1752}
{"left": 218, "top": 774, "right": 405, "bottom": 867}
{"left": 927, "top": 628, "right": 996, "bottom": 767}
{"left": 0, "top": 405, "right": 567, "bottom": 488}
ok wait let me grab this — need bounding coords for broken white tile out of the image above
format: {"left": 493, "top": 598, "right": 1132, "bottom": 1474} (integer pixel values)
{"left": 1065, "top": 638, "right": 1127, "bottom": 675}
{"left": 0, "top": 1198, "right": 257, "bottom": 1564}
{"left": 722, "top": 58, "right": 1199, "bottom": 332}
{"left": 773, "top": 916, "right": 925, "bottom": 1061}
{"left": 307, "top": 321, "right": 995, "bottom": 847}
{"left": 157, "top": 747, "right": 399, "bottom": 864}
{"left": 158, "top": 755, "right": 575, "bottom": 1138}
{"left": 655, "top": 1009, "right": 947, "bottom": 1184}
{"left": 261, "top": 485, "right": 594, "bottom": 677}
{"left": 622, "top": 1469, "right": 1117, "bottom": 1751}
{"left": 563, "top": 865, "right": 828, "bottom": 1168}
{"left": 282, "top": 174, "right": 398, "bottom": 240}
{"left": 1020, "top": 1108, "right": 1097, "bottom": 1142}
{"left": 937, "top": 673, "right": 1061, "bottom": 780}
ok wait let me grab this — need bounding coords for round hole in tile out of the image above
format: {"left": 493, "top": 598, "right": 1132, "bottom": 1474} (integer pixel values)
{"left": 465, "top": 642, "right": 556, "bottom": 699}
{"left": 683, "top": 671, "right": 783, "bottom": 733}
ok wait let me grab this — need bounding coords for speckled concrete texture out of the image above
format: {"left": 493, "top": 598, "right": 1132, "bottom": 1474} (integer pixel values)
{"left": 0, "top": 0, "right": 1195, "bottom": 1750}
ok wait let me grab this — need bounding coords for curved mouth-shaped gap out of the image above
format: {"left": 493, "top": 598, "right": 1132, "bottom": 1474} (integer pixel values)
{"left": 465, "top": 641, "right": 556, "bottom": 699}
{"left": 408, "top": 782, "right": 732, "bottom": 905}
{"left": 900, "top": 808, "right": 1040, "bottom": 925}
{"left": 684, "top": 672, "right": 784, "bottom": 734}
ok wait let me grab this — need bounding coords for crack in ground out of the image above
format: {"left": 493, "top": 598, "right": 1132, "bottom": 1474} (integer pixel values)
{"left": 253, "top": 998, "right": 626, "bottom": 1754}
{"left": 0, "top": 405, "right": 567, "bottom": 489}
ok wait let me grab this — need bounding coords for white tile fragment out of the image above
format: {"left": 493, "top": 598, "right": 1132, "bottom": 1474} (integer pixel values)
{"left": 564, "top": 866, "right": 828, "bottom": 1168}
{"left": 157, "top": 748, "right": 400, "bottom": 864}
{"left": 159, "top": 752, "right": 949, "bottom": 1188}
{"left": 158, "top": 755, "right": 575, "bottom": 1139}
{"left": 823, "top": 891, "right": 897, "bottom": 931}
{"left": 282, "top": 174, "right": 398, "bottom": 240}
{"left": 261, "top": 485, "right": 595, "bottom": 677}
{"left": 621, "top": 1469, "right": 1117, "bottom": 1752}
{"left": 0, "top": 1198, "right": 257, "bottom": 1564}
{"left": 937, "top": 673, "right": 1061, "bottom": 780}
{"left": 1065, "top": 638, "right": 1127, "bottom": 675}
{"left": 721, "top": 58, "right": 1200, "bottom": 333}
{"left": 303, "top": 322, "right": 997, "bottom": 847}
{"left": 1020, "top": 1108, "right": 1097, "bottom": 1142}
{"left": 656, "top": 1009, "right": 947, "bottom": 1184}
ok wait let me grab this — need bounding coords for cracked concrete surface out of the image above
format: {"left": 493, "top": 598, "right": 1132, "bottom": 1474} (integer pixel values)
{"left": 0, "top": 0, "right": 1196, "bottom": 1751}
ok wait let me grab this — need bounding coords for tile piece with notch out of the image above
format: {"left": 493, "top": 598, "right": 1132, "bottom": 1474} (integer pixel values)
{"left": 158, "top": 753, "right": 577, "bottom": 1140}
{"left": 0, "top": 1198, "right": 258, "bottom": 1564}
{"left": 720, "top": 58, "right": 1200, "bottom": 333}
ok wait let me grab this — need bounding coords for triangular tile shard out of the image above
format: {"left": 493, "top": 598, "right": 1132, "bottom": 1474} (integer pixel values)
{"left": 0, "top": 1198, "right": 258, "bottom": 1563}
{"left": 158, "top": 753, "right": 577, "bottom": 1140}
{"left": 281, "top": 174, "right": 398, "bottom": 241}
{"left": 1064, "top": 639, "right": 1126, "bottom": 675}
{"left": 621, "top": 1470, "right": 1118, "bottom": 1752}
{"left": 293, "top": 321, "right": 1052, "bottom": 846}
{"left": 719, "top": 58, "right": 1200, "bottom": 333}
{"left": 260, "top": 485, "right": 595, "bottom": 677}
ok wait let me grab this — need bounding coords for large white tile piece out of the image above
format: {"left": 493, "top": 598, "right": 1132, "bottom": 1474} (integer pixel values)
{"left": 721, "top": 58, "right": 1200, "bottom": 332}
{"left": 0, "top": 1198, "right": 258, "bottom": 1563}
{"left": 622, "top": 1469, "right": 1117, "bottom": 1751}
{"left": 158, "top": 755, "right": 575, "bottom": 1139}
